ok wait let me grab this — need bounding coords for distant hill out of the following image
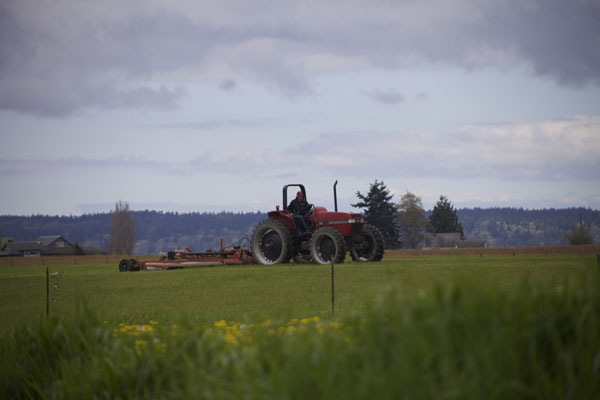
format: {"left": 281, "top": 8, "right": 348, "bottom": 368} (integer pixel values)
{"left": 1, "top": 208, "right": 598, "bottom": 255}
{"left": 456, "top": 207, "right": 600, "bottom": 247}
{"left": 0, "top": 211, "right": 266, "bottom": 255}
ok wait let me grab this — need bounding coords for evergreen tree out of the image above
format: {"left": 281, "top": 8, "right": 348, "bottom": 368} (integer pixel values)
{"left": 352, "top": 180, "right": 399, "bottom": 248}
{"left": 397, "top": 192, "right": 428, "bottom": 249}
{"left": 429, "top": 195, "right": 463, "bottom": 235}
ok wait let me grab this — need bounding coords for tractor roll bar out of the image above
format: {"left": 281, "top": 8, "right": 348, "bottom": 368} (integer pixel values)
{"left": 282, "top": 184, "right": 307, "bottom": 211}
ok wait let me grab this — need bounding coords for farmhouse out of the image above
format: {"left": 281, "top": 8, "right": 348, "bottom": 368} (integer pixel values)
{"left": 0, "top": 235, "right": 75, "bottom": 257}
{"left": 423, "top": 232, "right": 487, "bottom": 249}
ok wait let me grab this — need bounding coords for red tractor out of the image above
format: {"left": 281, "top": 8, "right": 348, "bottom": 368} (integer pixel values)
{"left": 251, "top": 182, "right": 384, "bottom": 264}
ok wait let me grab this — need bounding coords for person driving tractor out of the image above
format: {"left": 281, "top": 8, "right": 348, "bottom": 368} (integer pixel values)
{"left": 288, "top": 191, "right": 312, "bottom": 230}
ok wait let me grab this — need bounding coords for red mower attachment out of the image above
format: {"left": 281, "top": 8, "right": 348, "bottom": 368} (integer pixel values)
{"left": 118, "top": 247, "right": 254, "bottom": 272}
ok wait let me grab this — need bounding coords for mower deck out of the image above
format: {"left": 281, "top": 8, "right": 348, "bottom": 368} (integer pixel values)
{"left": 119, "top": 247, "right": 254, "bottom": 272}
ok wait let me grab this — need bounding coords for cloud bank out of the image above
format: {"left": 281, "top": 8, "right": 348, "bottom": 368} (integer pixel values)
{"left": 1, "top": 0, "right": 599, "bottom": 116}
{"left": 3, "top": 116, "right": 597, "bottom": 183}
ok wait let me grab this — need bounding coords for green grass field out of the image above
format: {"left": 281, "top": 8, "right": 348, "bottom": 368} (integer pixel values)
{"left": 1, "top": 252, "right": 599, "bottom": 398}
{"left": 0, "top": 254, "right": 596, "bottom": 331}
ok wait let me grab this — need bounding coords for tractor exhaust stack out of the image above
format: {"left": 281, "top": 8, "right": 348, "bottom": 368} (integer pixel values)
{"left": 334, "top": 180, "right": 338, "bottom": 212}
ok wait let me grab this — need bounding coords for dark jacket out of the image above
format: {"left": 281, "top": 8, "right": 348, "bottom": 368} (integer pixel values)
{"left": 288, "top": 198, "right": 311, "bottom": 215}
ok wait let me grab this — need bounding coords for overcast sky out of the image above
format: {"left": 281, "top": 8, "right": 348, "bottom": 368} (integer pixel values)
{"left": 1, "top": 0, "right": 599, "bottom": 216}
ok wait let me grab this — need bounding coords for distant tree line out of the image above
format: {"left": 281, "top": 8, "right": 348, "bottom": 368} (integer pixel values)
{"left": 457, "top": 206, "right": 599, "bottom": 247}
{"left": 0, "top": 210, "right": 266, "bottom": 255}
{"left": 1, "top": 189, "right": 598, "bottom": 254}
{"left": 350, "top": 180, "right": 599, "bottom": 249}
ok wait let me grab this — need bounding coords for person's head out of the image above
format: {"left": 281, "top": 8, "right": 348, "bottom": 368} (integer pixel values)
{"left": 296, "top": 191, "right": 303, "bottom": 199}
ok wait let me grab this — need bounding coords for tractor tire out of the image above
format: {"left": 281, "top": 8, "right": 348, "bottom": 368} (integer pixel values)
{"left": 118, "top": 258, "right": 131, "bottom": 272}
{"left": 310, "top": 227, "right": 346, "bottom": 265}
{"left": 251, "top": 219, "right": 293, "bottom": 265}
{"left": 349, "top": 224, "right": 384, "bottom": 262}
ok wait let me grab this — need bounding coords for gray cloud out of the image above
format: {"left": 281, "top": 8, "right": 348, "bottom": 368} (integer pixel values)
{"left": 183, "top": 116, "right": 600, "bottom": 182}
{"left": 219, "top": 79, "right": 236, "bottom": 91}
{"left": 158, "top": 117, "right": 600, "bottom": 182}
{"left": 0, "top": 156, "right": 163, "bottom": 176}
{"left": 1, "top": 0, "right": 599, "bottom": 116}
{"left": 414, "top": 92, "right": 428, "bottom": 101}
{"left": 369, "top": 89, "right": 405, "bottom": 105}
{"left": 483, "top": 0, "right": 600, "bottom": 87}
{"left": 2, "top": 115, "right": 598, "bottom": 214}
{"left": 3, "top": 116, "right": 597, "bottom": 181}
{"left": 145, "top": 117, "right": 279, "bottom": 131}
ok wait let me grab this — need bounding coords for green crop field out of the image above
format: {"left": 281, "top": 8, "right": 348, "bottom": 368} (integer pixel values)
{"left": 1, "top": 252, "right": 597, "bottom": 330}
{"left": 1, "top": 250, "right": 599, "bottom": 398}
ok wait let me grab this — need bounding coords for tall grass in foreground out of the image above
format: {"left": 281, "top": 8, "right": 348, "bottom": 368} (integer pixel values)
{"left": 2, "top": 271, "right": 599, "bottom": 399}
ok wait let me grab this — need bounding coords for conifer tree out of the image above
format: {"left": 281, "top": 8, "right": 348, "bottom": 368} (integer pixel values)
{"left": 429, "top": 195, "right": 463, "bottom": 236}
{"left": 352, "top": 180, "right": 399, "bottom": 248}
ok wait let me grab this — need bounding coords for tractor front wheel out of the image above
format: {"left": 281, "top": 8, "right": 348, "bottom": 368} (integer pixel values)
{"left": 251, "top": 219, "right": 292, "bottom": 265}
{"left": 310, "top": 227, "right": 346, "bottom": 264}
{"left": 349, "top": 223, "right": 384, "bottom": 262}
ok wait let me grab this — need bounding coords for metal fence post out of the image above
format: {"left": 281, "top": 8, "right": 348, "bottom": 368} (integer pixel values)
{"left": 46, "top": 267, "right": 49, "bottom": 319}
{"left": 331, "top": 263, "right": 335, "bottom": 315}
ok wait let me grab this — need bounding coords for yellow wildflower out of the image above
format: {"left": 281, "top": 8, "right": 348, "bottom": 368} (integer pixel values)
{"left": 300, "top": 316, "right": 319, "bottom": 324}
{"left": 329, "top": 321, "right": 342, "bottom": 329}
{"left": 134, "top": 339, "right": 148, "bottom": 354}
{"left": 224, "top": 332, "right": 238, "bottom": 345}
{"left": 214, "top": 320, "right": 227, "bottom": 329}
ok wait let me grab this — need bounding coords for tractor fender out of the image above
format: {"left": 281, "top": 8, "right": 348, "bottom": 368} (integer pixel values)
{"left": 267, "top": 210, "right": 296, "bottom": 230}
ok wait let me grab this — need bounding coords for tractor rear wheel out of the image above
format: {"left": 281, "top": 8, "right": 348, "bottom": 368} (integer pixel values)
{"left": 310, "top": 227, "right": 346, "bottom": 264}
{"left": 349, "top": 223, "right": 384, "bottom": 262}
{"left": 251, "top": 219, "right": 292, "bottom": 265}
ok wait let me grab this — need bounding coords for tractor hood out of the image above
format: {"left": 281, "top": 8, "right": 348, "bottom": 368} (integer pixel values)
{"left": 311, "top": 208, "right": 364, "bottom": 236}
